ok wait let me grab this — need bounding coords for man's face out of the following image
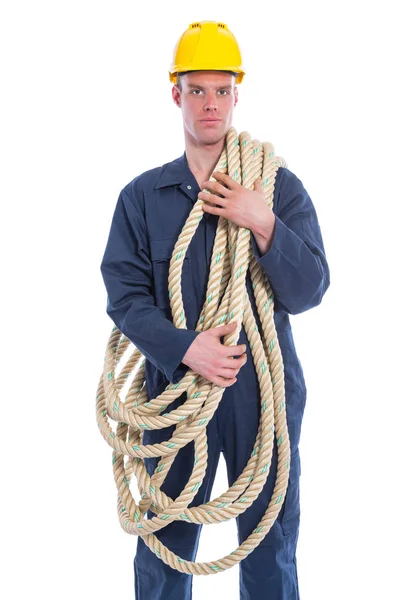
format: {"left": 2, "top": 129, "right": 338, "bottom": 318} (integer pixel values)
{"left": 172, "top": 71, "right": 238, "bottom": 146}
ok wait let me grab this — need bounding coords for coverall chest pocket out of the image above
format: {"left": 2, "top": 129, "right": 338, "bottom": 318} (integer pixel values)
{"left": 150, "top": 238, "right": 194, "bottom": 310}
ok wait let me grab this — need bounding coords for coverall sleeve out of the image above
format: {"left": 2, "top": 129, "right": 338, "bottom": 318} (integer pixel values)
{"left": 250, "top": 168, "right": 330, "bottom": 315}
{"left": 100, "top": 186, "right": 200, "bottom": 384}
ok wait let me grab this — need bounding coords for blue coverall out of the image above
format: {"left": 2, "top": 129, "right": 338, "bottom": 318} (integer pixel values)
{"left": 100, "top": 150, "right": 330, "bottom": 600}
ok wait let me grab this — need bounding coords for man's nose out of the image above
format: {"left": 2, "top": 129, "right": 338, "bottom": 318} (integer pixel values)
{"left": 204, "top": 94, "right": 218, "bottom": 111}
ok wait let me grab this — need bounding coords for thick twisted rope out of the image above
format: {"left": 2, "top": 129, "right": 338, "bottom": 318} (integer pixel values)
{"left": 96, "top": 127, "right": 291, "bottom": 575}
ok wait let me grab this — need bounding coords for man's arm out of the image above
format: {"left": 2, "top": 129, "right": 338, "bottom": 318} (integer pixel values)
{"left": 250, "top": 168, "right": 330, "bottom": 315}
{"left": 100, "top": 182, "right": 200, "bottom": 384}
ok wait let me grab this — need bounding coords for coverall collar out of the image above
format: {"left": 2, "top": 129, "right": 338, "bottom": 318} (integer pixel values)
{"left": 153, "top": 151, "right": 201, "bottom": 204}
{"left": 154, "top": 152, "right": 189, "bottom": 188}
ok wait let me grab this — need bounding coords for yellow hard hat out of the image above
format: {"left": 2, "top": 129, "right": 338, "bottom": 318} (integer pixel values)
{"left": 169, "top": 21, "right": 245, "bottom": 84}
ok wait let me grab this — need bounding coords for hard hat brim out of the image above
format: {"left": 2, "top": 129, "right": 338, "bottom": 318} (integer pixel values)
{"left": 169, "top": 68, "right": 245, "bottom": 84}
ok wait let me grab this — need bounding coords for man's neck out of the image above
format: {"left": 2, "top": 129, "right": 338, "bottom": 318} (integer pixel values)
{"left": 184, "top": 132, "right": 226, "bottom": 190}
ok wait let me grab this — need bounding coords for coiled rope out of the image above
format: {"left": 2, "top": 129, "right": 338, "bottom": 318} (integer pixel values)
{"left": 96, "top": 126, "right": 291, "bottom": 575}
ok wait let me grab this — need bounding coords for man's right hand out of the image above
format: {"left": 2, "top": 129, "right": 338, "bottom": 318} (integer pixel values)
{"left": 182, "top": 321, "right": 247, "bottom": 388}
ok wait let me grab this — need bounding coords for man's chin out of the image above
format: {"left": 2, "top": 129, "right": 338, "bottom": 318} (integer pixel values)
{"left": 196, "top": 128, "right": 229, "bottom": 146}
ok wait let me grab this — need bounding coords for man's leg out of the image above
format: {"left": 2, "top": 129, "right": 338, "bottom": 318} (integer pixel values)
{"left": 236, "top": 455, "right": 301, "bottom": 600}
{"left": 219, "top": 379, "right": 303, "bottom": 599}
{"left": 134, "top": 415, "right": 221, "bottom": 600}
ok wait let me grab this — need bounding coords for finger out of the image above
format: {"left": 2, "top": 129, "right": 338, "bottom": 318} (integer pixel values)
{"left": 211, "top": 322, "right": 237, "bottom": 337}
{"left": 201, "top": 180, "right": 232, "bottom": 197}
{"left": 222, "top": 354, "right": 247, "bottom": 369}
{"left": 220, "top": 368, "right": 240, "bottom": 378}
{"left": 258, "top": 182, "right": 265, "bottom": 194}
{"left": 199, "top": 191, "right": 228, "bottom": 206}
{"left": 212, "top": 171, "right": 240, "bottom": 190}
{"left": 214, "top": 375, "right": 237, "bottom": 388}
{"left": 224, "top": 344, "right": 247, "bottom": 357}
{"left": 202, "top": 203, "right": 223, "bottom": 215}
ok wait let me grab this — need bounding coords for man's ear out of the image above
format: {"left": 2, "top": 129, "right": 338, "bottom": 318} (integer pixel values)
{"left": 234, "top": 86, "right": 239, "bottom": 107}
{"left": 172, "top": 85, "right": 181, "bottom": 107}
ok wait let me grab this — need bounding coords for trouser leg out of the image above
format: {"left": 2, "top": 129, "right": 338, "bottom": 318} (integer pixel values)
{"left": 134, "top": 414, "right": 221, "bottom": 600}
{"left": 238, "top": 525, "right": 300, "bottom": 600}
{"left": 234, "top": 440, "right": 301, "bottom": 600}
{"left": 219, "top": 379, "right": 302, "bottom": 600}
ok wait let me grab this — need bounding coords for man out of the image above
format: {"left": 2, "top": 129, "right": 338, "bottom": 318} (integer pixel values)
{"left": 100, "top": 20, "right": 330, "bottom": 600}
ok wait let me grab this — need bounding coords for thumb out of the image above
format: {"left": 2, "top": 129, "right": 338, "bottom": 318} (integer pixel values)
{"left": 254, "top": 178, "right": 263, "bottom": 191}
{"left": 213, "top": 321, "right": 237, "bottom": 336}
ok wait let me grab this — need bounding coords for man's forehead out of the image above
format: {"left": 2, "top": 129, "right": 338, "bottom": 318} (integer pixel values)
{"left": 182, "top": 71, "right": 235, "bottom": 88}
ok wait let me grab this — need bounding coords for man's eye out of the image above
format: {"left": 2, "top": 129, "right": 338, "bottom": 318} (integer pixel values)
{"left": 219, "top": 90, "right": 230, "bottom": 95}
{"left": 191, "top": 89, "right": 203, "bottom": 95}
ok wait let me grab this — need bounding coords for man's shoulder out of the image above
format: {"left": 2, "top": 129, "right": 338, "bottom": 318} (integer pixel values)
{"left": 276, "top": 166, "right": 310, "bottom": 201}
{"left": 277, "top": 165, "right": 304, "bottom": 191}
{"left": 121, "top": 155, "right": 181, "bottom": 198}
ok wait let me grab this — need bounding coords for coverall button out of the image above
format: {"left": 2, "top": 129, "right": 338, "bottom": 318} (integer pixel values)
{"left": 187, "top": 185, "right": 192, "bottom": 189}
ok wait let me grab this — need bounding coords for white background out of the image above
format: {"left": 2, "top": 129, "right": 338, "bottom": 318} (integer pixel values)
{"left": 2, "top": 1, "right": 399, "bottom": 598}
